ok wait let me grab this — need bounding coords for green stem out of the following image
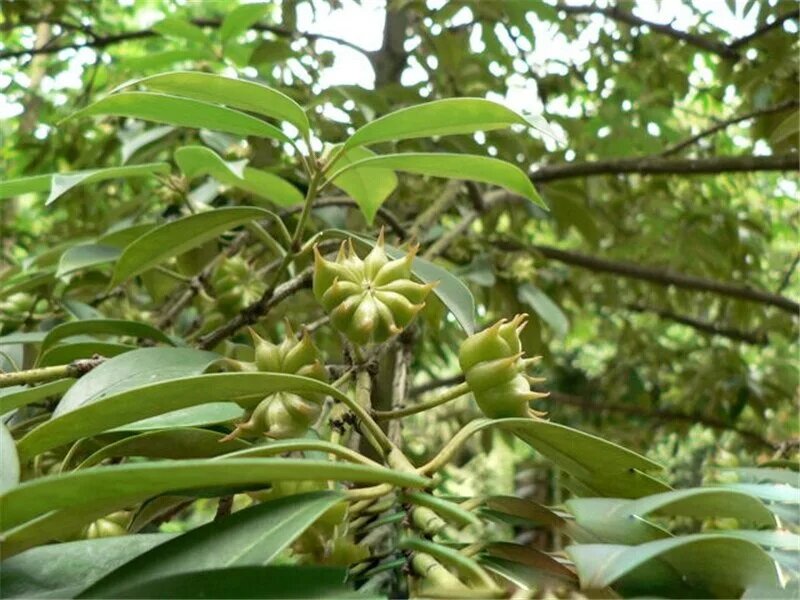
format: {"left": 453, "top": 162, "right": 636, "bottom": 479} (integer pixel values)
{"left": 373, "top": 381, "right": 471, "bottom": 420}
{"left": 353, "top": 370, "right": 391, "bottom": 457}
{"left": 417, "top": 419, "right": 493, "bottom": 475}
{"left": 0, "top": 356, "right": 105, "bottom": 389}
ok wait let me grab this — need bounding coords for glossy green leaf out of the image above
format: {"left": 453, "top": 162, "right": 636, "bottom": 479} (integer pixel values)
{"left": 329, "top": 145, "right": 398, "bottom": 223}
{"left": 0, "top": 458, "right": 428, "bottom": 531}
{"left": 483, "top": 543, "right": 578, "bottom": 587}
{"left": 565, "top": 498, "right": 671, "bottom": 544}
{"left": 707, "top": 529, "right": 800, "bottom": 550}
{"left": 518, "top": 283, "right": 569, "bottom": 337}
{"left": 38, "top": 341, "right": 135, "bottom": 367}
{"left": 175, "top": 146, "right": 304, "bottom": 206}
{"left": 120, "top": 125, "right": 175, "bottom": 163}
{"left": 330, "top": 152, "right": 544, "bottom": 208}
{"left": 110, "top": 207, "right": 268, "bottom": 287}
{"left": 56, "top": 244, "right": 120, "bottom": 277}
{"left": 567, "top": 535, "right": 780, "bottom": 597}
{"left": 220, "top": 3, "right": 270, "bottom": 43}
{"left": 0, "top": 379, "right": 73, "bottom": 414}
{"left": 90, "top": 566, "right": 359, "bottom": 599}
{"left": 482, "top": 496, "right": 566, "bottom": 528}
{"left": 344, "top": 98, "right": 530, "bottom": 150}
{"left": 124, "top": 71, "right": 309, "bottom": 134}
{"left": 1, "top": 422, "right": 19, "bottom": 491}
{"left": 117, "top": 403, "right": 243, "bottom": 431}
{"left": 76, "top": 428, "right": 250, "bottom": 469}
{"left": 0, "top": 163, "right": 169, "bottom": 203}
{"left": 441, "top": 418, "right": 666, "bottom": 499}
{"left": 0, "top": 174, "right": 51, "bottom": 200}
{"left": 53, "top": 347, "right": 220, "bottom": 416}
{"left": 1, "top": 534, "right": 174, "bottom": 599}
{"left": 68, "top": 93, "right": 290, "bottom": 143}
{"left": 80, "top": 492, "right": 345, "bottom": 598}
{"left": 727, "top": 467, "right": 800, "bottom": 486}
{"left": 20, "top": 372, "right": 366, "bottom": 459}
{"left": 46, "top": 163, "right": 171, "bottom": 206}
{"left": 39, "top": 319, "right": 176, "bottom": 357}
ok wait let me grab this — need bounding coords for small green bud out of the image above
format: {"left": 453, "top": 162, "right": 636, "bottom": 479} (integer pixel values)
{"left": 313, "top": 229, "right": 435, "bottom": 345}
{"left": 458, "top": 314, "right": 548, "bottom": 419}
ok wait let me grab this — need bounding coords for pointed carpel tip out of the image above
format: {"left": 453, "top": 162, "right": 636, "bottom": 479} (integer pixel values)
{"left": 377, "top": 226, "right": 386, "bottom": 247}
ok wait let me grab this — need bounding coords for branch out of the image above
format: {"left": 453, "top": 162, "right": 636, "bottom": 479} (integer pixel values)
{"left": 728, "top": 9, "right": 800, "bottom": 51}
{"left": 661, "top": 99, "right": 800, "bottom": 156}
{"left": 556, "top": 4, "right": 799, "bottom": 60}
{"left": 550, "top": 391, "right": 777, "bottom": 450}
{"left": 555, "top": 3, "right": 739, "bottom": 59}
{"left": 0, "top": 17, "right": 370, "bottom": 61}
{"left": 507, "top": 241, "right": 800, "bottom": 316}
{"left": 197, "top": 268, "right": 312, "bottom": 350}
{"left": 530, "top": 153, "right": 798, "bottom": 184}
{"left": 409, "top": 377, "right": 777, "bottom": 450}
{"left": 0, "top": 356, "right": 105, "bottom": 389}
{"left": 625, "top": 303, "right": 768, "bottom": 345}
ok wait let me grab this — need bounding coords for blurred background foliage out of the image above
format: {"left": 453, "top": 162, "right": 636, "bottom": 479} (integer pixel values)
{"left": 1, "top": 0, "right": 798, "bottom": 487}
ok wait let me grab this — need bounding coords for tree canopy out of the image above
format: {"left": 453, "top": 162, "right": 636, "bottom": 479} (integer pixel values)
{"left": 0, "top": 1, "right": 798, "bottom": 598}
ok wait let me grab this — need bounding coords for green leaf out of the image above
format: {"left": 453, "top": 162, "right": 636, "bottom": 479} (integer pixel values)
{"left": 444, "top": 418, "right": 666, "bottom": 499}
{"left": 68, "top": 93, "right": 291, "bottom": 143}
{"left": 116, "top": 403, "right": 243, "bottom": 432}
{"left": 727, "top": 467, "right": 800, "bottom": 486}
{"left": 481, "top": 496, "right": 566, "bottom": 528}
{"left": 330, "top": 153, "right": 544, "bottom": 208}
{"left": 0, "top": 379, "right": 73, "bottom": 414}
{"left": 402, "top": 491, "right": 482, "bottom": 528}
{"left": 344, "top": 98, "right": 530, "bottom": 150}
{"left": 19, "top": 372, "right": 373, "bottom": 459}
{"left": 121, "top": 71, "right": 309, "bottom": 134}
{"left": 565, "top": 498, "right": 671, "bottom": 544}
{"left": 80, "top": 492, "right": 345, "bottom": 598}
{"left": 324, "top": 230, "right": 476, "bottom": 334}
{"left": 87, "top": 566, "right": 359, "bottom": 599}
{"left": 56, "top": 244, "right": 120, "bottom": 277}
{"left": 0, "top": 458, "right": 428, "bottom": 533}
{"left": 76, "top": 428, "right": 250, "bottom": 469}
{"left": 38, "top": 342, "right": 135, "bottom": 367}
{"left": 0, "top": 163, "right": 170, "bottom": 203}
{"left": 152, "top": 17, "right": 208, "bottom": 44}
{"left": 329, "top": 145, "right": 398, "bottom": 224}
{"left": 567, "top": 535, "right": 780, "bottom": 597}
{"left": 175, "top": 146, "right": 304, "bottom": 206}
{"left": 53, "top": 347, "right": 220, "bottom": 416}
{"left": 220, "top": 3, "right": 270, "bottom": 43}
{"left": 706, "top": 529, "right": 800, "bottom": 551}
{"left": 1, "top": 422, "right": 19, "bottom": 491}
{"left": 120, "top": 125, "right": 175, "bottom": 164}
{"left": 1, "top": 534, "right": 174, "bottom": 599}
{"left": 0, "top": 174, "right": 51, "bottom": 200}
{"left": 518, "top": 283, "right": 569, "bottom": 337}
{"left": 483, "top": 543, "right": 578, "bottom": 587}
{"left": 46, "top": 163, "right": 171, "bottom": 206}
{"left": 39, "top": 318, "right": 176, "bottom": 357}
{"left": 109, "top": 207, "right": 268, "bottom": 287}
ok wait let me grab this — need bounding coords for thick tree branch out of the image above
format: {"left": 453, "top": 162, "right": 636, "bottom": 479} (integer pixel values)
{"left": 549, "top": 391, "right": 777, "bottom": 450}
{"left": 0, "top": 17, "right": 369, "bottom": 61}
{"left": 625, "top": 303, "right": 768, "bottom": 345}
{"left": 0, "top": 356, "right": 105, "bottom": 388}
{"left": 530, "top": 153, "right": 798, "bottom": 184}
{"left": 409, "top": 376, "right": 776, "bottom": 449}
{"left": 556, "top": 4, "right": 799, "bottom": 61}
{"left": 197, "top": 269, "right": 312, "bottom": 350}
{"left": 556, "top": 3, "right": 739, "bottom": 59}
{"left": 492, "top": 238, "right": 800, "bottom": 315}
{"left": 661, "top": 100, "right": 800, "bottom": 156}
{"left": 728, "top": 9, "right": 800, "bottom": 50}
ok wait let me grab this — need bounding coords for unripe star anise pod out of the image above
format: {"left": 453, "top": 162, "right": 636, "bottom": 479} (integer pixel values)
{"left": 222, "top": 327, "right": 328, "bottom": 441}
{"left": 212, "top": 256, "right": 266, "bottom": 317}
{"left": 313, "top": 231, "right": 435, "bottom": 345}
{"left": 459, "top": 314, "right": 549, "bottom": 419}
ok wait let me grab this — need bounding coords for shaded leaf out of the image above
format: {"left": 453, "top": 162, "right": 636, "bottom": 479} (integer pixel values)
{"left": 80, "top": 492, "right": 345, "bottom": 598}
